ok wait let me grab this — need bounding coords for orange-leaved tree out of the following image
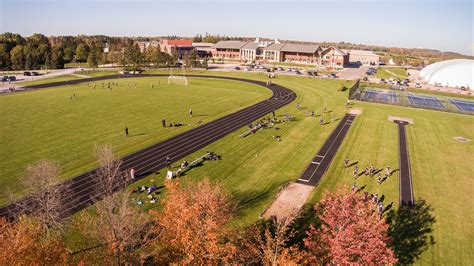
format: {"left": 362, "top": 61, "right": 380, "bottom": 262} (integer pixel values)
{"left": 304, "top": 189, "right": 397, "bottom": 264}
{"left": 0, "top": 216, "right": 70, "bottom": 265}
{"left": 150, "top": 178, "right": 236, "bottom": 264}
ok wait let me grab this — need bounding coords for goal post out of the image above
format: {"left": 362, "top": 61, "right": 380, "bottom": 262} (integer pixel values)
{"left": 168, "top": 66, "right": 188, "bottom": 86}
{"left": 168, "top": 75, "right": 189, "bottom": 86}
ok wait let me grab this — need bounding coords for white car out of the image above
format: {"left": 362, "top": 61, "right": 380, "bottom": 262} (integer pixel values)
{"left": 415, "top": 83, "right": 422, "bottom": 88}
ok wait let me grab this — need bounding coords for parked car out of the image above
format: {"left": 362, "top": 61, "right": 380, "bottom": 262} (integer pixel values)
{"left": 234, "top": 66, "right": 241, "bottom": 70}
{"left": 362, "top": 76, "right": 368, "bottom": 81}
{"left": 2, "top": 76, "right": 8, "bottom": 82}
{"left": 8, "top": 76, "right": 16, "bottom": 81}
{"left": 295, "top": 70, "right": 302, "bottom": 75}
{"left": 415, "top": 82, "right": 422, "bottom": 88}
{"left": 379, "top": 78, "right": 386, "bottom": 84}
{"left": 23, "top": 71, "right": 31, "bottom": 76}
{"left": 277, "top": 67, "right": 284, "bottom": 71}
{"left": 330, "top": 73, "right": 337, "bottom": 78}
{"left": 245, "top": 67, "right": 252, "bottom": 71}
{"left": 31, "top": 71, "right": 40, "bottom": 76}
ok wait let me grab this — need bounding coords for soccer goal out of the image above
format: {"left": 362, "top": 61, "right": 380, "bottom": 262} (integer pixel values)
{"left": 168, "top": 75, "right": 189, "bottom": 86}
{"left": 168, "top": 67, "right": 189, "bottom": 86}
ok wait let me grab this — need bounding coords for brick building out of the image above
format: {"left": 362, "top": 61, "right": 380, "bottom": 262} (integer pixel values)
{"left": 212, "top": 41, "right": 247, "bottom": 60}
{"left": 264, "top": 43, "right": 322, "bottom": 64}
{"left": 159, "top": 39, "right": 195, "bottom": 59}
{"left": 320, "top": 46, "right": 349, "bottom": 68}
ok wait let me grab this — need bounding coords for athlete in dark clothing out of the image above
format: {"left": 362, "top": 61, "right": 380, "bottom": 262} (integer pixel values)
{"left": 165, "top": 156, "right": 171, "bottom": 169}
{"left": 161, "top": 118, "right": 166, "bottom": 127}
{"left": 125, "top": 127, "right": 129, "bottom": 137}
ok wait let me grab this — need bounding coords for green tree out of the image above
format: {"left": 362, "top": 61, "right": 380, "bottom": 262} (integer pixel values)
{"left": 122, "top": 42, "right": 142, "bottom": 71}
{"left": 49, "top": 46, "right": 65, "bottom": 69}
{"left": 75, "top": 44, "right": 90, "bottom": 62}
{"left": 0, "top": 44, "right": 11, "bottom": 70}
{"left": 10, "top": 45, "right": 25, "bottom": 70}
{"left": 87, "top": 50, "right": 98, "bottom": 67}
{"left": 63, "top": 47, "right": 75, "bottom": 63}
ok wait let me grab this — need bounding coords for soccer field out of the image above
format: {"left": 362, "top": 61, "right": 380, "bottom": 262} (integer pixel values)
{"left": 0, "top": 76, "right": 271, "bottom": 200}
{"left": 2, "top": 71, "right": 473, "bottom": 264}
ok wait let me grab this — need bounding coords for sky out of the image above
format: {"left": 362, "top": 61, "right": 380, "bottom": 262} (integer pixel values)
{"left": 1, "top": 0, "right": 473, "bottom": 56}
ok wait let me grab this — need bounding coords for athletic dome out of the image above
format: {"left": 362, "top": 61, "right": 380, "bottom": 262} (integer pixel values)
{"left": 419, "top": 59, "right": 474, "bottom": 89}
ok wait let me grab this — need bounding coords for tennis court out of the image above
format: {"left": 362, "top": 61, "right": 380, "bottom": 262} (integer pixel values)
{"left": 449, "top": 99, "right": 474, "bottom": 112}
{"left": 407, "top": 94, "right": 444, "bottom": 109}
{"left": 362, "top": 88, "right": 398, "bottom": 103}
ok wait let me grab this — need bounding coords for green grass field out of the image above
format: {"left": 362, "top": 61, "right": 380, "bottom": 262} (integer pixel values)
{"left": 1, "top": 70, "right": 473, "bottom": 264}
{"left": 376, "top": 67, "right": 408, "bottom": 79}
{"left": 0, "top": 76, "right": 270, "bottom": 200}
{"left": 16, "top": 75, "right": 83, "bottom": 86}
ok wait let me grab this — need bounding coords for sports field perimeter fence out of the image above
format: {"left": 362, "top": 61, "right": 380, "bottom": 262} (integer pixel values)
{"left": 348, "top": 84, "right": 474, "bottom": 115}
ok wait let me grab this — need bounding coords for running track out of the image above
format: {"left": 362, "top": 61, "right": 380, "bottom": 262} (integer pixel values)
{"left": 394, "top": 120, "right": 414, "bottom": 206}
{"left": 0, "top": 74, "right": 296, "bottom": 220}
{"left": 296, "top": 114, "right": 356, "bottom": 186}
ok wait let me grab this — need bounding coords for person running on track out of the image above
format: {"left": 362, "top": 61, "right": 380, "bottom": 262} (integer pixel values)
{"left": 125, "top": 127, "right": 129, "bottom": 137}
{"left": 130, "top": 168, "right": 135, "bottom": 180}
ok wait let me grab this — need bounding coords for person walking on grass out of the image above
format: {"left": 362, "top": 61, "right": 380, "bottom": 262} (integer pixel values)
{"left": 125, "top": 127, "right": 129, "bottom": 137}
{"left": 320, "top": 117, "right": 324, "bottom": 125}
{"left": 189, "top": 108, "right": 193, "bottom": 118}
{"left": 353, "top": 166, "right": 358, "bottom": 178}
{"left": 344, "top": 157, "right": 349, "bottom": 168}
{"left": 377, "top": 173, "right": 382, "bottom": 184}
{"left": 165, "top": 156, "right": 171, "bottom": 169}
{"left": 364, "top": 165, "right": 369, "bottom": 176}
{"left": 311, "top": 110, "right": 315, "bottom": 117}
{"left": 386, "top": 165, "right": 391, "bottom": 176}
{"left": 272, "top": 109, "right": 276, "bottom": 118}
{"left": 305, "top": 110, "right": 309, "bottom": 117}
{"left": 162, "top": 118, "right": 166, "bottom": 128}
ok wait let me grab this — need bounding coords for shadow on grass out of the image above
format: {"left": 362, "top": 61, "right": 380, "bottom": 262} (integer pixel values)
{"left": 386, "top": 198, "right": 436, "bottom": 264}
{"left": 287, "top": 203, "right": 320, "bottom": 248}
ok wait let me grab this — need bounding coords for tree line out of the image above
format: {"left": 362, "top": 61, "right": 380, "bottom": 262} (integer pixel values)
{"left": 0, "top": 33, "right": 181, "bottom": 71}
{"left": 0, "top": 145, "right": 436, "bottom": 264}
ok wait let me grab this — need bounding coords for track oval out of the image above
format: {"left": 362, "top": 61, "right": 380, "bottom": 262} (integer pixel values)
{"left": 0, "top": 74, "right": 296, "bottom": 219}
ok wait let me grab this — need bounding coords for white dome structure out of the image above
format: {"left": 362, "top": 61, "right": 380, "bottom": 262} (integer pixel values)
{"left": 419, "top": 59, "right": 474, "bottom": 90}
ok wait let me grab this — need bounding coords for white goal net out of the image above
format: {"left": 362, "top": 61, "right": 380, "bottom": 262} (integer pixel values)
{"left": 168, "top": 75, "right": 189, "bottom": 86}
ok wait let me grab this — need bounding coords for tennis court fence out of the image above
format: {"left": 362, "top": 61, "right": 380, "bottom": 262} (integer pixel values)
{"left": 349, "top": 85, "right": 473, "bottom": 115}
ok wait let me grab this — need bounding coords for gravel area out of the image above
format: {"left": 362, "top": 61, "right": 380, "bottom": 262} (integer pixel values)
{"left": 262, "top": 182, "right": 314, "bottom": 221}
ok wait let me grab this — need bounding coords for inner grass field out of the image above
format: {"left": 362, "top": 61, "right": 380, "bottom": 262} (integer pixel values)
{"left": 0, "top": 76, "right": 271, "bottom": 200}
{"left": 1, "top": 70, "right": 473, "bottom": 264}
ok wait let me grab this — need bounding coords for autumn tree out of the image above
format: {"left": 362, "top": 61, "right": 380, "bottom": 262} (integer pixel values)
{"left": 14, "top": 160, "right": 69, "bottom": 231}
{"left": 0, "top": 216, "right": 70, "bottom": 265}
{"left": 304, "top": 189, "right": 397, "bottom": 264}
{"left": 150, "top": 178, "right": 236, "bottom": 264}
{"left": 239, "top": 217, "right": 304, "bottom": 265}
{"left": 78, "top": 145, "right": 151, "bottom": 264}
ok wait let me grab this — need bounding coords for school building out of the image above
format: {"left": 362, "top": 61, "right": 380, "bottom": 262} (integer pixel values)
{"left": 212, "top": 39, "right": 351, "bottom": 68}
